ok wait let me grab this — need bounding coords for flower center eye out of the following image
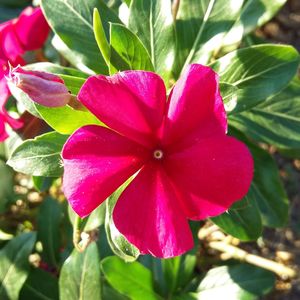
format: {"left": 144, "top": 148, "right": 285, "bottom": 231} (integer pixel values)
{"left": 153, "top": 149, "right": 164, "bottom": 160}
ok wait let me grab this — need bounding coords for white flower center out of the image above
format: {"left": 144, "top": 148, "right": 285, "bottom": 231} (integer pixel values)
{"left": 153, "top": 149, "right": 164, "bottom": 160}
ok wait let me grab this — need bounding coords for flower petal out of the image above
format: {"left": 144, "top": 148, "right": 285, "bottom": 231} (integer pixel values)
{"left": 163, "top": 64, "right": 227, "bottom": 146}
{"left": 78, "top": 71, "right": 166, "bottom": 148}
{"left": 0, "top": 115, "right": 9, "bottom": 141}
{"left": 62, "top": 125, "right": 149, "bottom": 217}
{"left": 113, "top": 163, "right": 194, "bottom": 258}
{"left": 14, "top": 7, "right": 50, "bottom": 51}
{"left": 164, "top": 136, "right": 253, "bottom": 219}
{"left": 0, "top": 21, "right": 24, "bottom": 63}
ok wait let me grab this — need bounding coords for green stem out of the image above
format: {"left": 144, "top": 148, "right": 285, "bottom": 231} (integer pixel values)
{"left": 73, "top": 215, "right": 83, "bottom": 252}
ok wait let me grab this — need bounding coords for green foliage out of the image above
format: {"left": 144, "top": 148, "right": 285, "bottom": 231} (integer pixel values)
{"left": 230, "top": 76, "right": 300, "bottom": 155}
{"left": 1, "top": 0, "right": 298, "bottom": 298}
{"left": 20, "top": 268, "right": 59, "bottom": 300}
{"left": 37, "top": 197, "right": 62, "bottom": 268}
{"left": 7, "top": 132, "right": 68, "bottom": 177}
{"left": 212, "top": 189, "right": 263, "bottom": 241}
{"left": 59, "top": 242, "right": 101, "bottom": 300}
{"left": 105, "top": 185, "right": 140, "bottom": 262}
{"left": 0, "top": 233, "right": 36, "bottom": 300}
{"left": 211, "top": 44, "right": 300, "bottom": 113}
{"left": 101, "top": 256, "right": 162, "bottom": 300}
{"left": 41, "top": 0, "right": 120, "bottom": 74}
{"left": 195, "top": 264, "right": 275, "bottom": 299}
{"left": 128, "top": 0, "right": 175, "bottom": 83}
{"left": 175, "top": 0, "right": 244, "bottom": 77}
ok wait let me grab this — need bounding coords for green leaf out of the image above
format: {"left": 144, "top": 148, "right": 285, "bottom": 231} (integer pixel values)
{"left": 0, "top": 160, "right": 15, "bottom": 213}
{"left": 220, "top": 82, "right": 238, "bottom": 112}
{"left": 101, "top": 256, "right": 161, "bottom": 300}
{"left": 32, "top": 176, "right": 56, "bottom": 192}
{"left": 211, "top": 188, "right": 262, "bottom": 241}
{"left": 59, "top": 242, "right": 101, "bottom": 300}
{"left": 197, "top": 264, "right": 275, "bottom": 299}
{"left": 229, "top": 76, "right": 300, "bottom": 154}
{"left": 223, "top": 0, "right": 287, "bottom": 47}
{"left": 36, "top": 104, "right": 101, "bottom": 135}
{"left": 230, "top": 128, "right": 289, "bottom": 227}
{"left": 41, "top": 0, "right": 120, "bottom": 74}
{"left": 128, "top": 0, "right": 175, "bottom": 83}
{"left": 162, "top": 257, "right": 181, "bottom": 296}
{"left": 251, "top": 148, "right": 289, "bottom": 228}
{"left": 109, "top": 23, "right": 154, "bottom": 74}
{"left": 105, "top": 185, "right": 140, "bottom": 262}
{"left": 7, "top": 132, "right": 68, "bottom": 177}
{"left": 93, "top": 8, "right": 110, "bottom": 66}
{"left": 37, "top": 197, "right": 62, "bottom": 268}
{"left": 211, "top": 44, "right": 300, "bottom": 113}
{"left": 68, "top": 203, "right": 105, "bottom": 232}
{"left": 20, "top": 268, "right": 59, "bottom": 300}
{"left": 175, "top": 0, "right": 244, "bottom": 77}
{"left": 0, "top": 232, "right": 37, "bottom": 300}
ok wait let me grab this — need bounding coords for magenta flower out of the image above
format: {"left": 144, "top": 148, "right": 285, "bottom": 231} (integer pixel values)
{"left": 62, "top": 64, "right": 253, "bottom": 258}
{"left": 0, "top": 7, "right": 49, "bottom": 141}
{"left": 8, "top": 66, "right": 71, "bottom": 107}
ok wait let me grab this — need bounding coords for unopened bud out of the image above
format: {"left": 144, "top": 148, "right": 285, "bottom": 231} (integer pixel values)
{"left": 7, "top": 65, "right": 71, "bottom": 107}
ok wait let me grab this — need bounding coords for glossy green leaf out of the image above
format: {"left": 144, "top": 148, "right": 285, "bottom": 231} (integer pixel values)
{"left": 109, "top": 23, "right": 154, "bottom": 74}
{"left": 20, "top": 268, "right": 59, "bottom": 300}
{"left": 0, "top": 160, "right": 15, "bottom": 213}
{"left": 101, "top": 256, "right": 161, "bottom": 300}
{"left": 105, "top": 184, "right": 140, "bottom": 262}
{"left": 175, "top": 0, "right": 244, "bottom": 77}
{"left": 36, "top": 104, "right": 101, "bottom": 135}
{"left": 102, "top": 283, "right": 129, "bottom": 300}
{"left": 37, "top": 197, "right": 62, "bottom": 267}
{"left": 231, "top": 128, "right": 289, "bottom": 227}
{"left": 0, "top": 232, "right": 37, "bottom": 300}
{"left": 93, "top": 8, "right": 110, "bottom": 66}
{"left": 197, "top": 264, "right": 275, "bottom": 299}
{"left": 230, "top": 76, "right": 300, "bottom": 154}
{"left": 220, "top": 82, "right": 238, "bottom": 112}
{"left": 59, "top": 242, "right": 101, "bottom": 300}
{"left": 223, "top": 0, "right": 287, "bottom": 47}
{"left": 7, "top": 132, "right": 68, "bottom": 177}
{"left": 211, "top": 44, "right": 300, "bottom": 113}
{"left": 41, "top": 0, "right": 120, "bottom": 74}
{"left": 162, "top": 257, "right": 181, "bottom": 295}
{"left": 211, "top": 188, "right": 262, "bottom": 241}
{"left": 251, "top": 148, "right": 289, "bottom": 228}
{"left": 128, "top": 0, "right": 175, "bottom": 83}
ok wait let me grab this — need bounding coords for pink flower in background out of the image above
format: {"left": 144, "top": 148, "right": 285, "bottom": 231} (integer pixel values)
{"left": 0, "top": 7, "right": 49, "bottom": 141}
{"left": 62, "top": 64, "right": 254, "bottom": 258}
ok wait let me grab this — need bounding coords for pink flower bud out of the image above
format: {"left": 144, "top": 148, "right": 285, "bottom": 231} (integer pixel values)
{"left": 8, "top": 66, "right": 71, "bottom": 107}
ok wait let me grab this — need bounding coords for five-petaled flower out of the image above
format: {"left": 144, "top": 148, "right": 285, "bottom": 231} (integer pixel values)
{"left": 0, "top": 7, "right": 49, "bottom": 141}
{"left": 62, "top": 64, "right": 254, "bottom": 258}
